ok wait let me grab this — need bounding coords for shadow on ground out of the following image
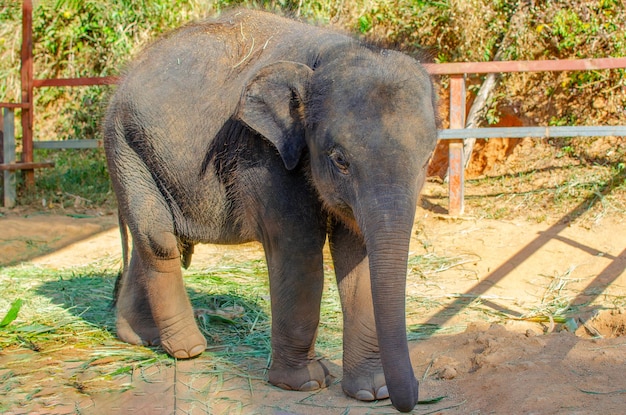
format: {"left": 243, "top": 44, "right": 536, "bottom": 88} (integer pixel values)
{"left": 34, "top": 271, "right": 272, "bottom": 361}
{"left": 0, "top": 213, "right": 118, "bottom": 267}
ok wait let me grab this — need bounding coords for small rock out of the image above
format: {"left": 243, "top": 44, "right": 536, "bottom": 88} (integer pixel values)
{"left": 465, "top": 321, "right": 490, "bottom": 333}
{"left": 439, "top": 365, "right": 458, "bottom": 380}
{"left": 592, "top": 97, "right": 606, "bottom": 109}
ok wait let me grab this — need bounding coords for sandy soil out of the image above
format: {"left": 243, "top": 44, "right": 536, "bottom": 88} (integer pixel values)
{"left": 0, "top": 200, "right": 625, "bottom": 414}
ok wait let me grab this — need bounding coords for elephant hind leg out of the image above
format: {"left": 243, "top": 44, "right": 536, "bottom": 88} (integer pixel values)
{"left": 119, "top": 230, "right": 207, "bottom": 359}
{"left": 109, "top": 145, "right": 206, "bottom": 358}
{"left": 144, "top": 256, "right": 206, "bottom": 359}
{"left": 115, "top": 249, "right": 161, "bottom": 347}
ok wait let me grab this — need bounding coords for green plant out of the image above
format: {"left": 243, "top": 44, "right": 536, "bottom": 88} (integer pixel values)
{"left": 550, "top": 9, "right": 594, "bottom": 52}
{"left": 354, "top": 0, "right": 514, "bottom": 62}
{"left": 0, "top": 299, "right": 23, "bottom": 328}
{"left": 21, "top": 148, "right": 113, "bottom": 208}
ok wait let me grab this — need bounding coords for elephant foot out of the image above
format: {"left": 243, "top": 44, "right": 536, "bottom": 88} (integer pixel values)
{"left": 343, "top": 371, "right": 389, "bottom": 401}
{"left": 116, "top": 305, "right": 161, "bottom": 347}
{"left": 158, "top": 312, "right": 207, "bottom": 359}
{"left": 116, "top": 307, "right": 206, "bottom": 359}
{"left": 269, "top": 359, "right": 334, "bottom": 392}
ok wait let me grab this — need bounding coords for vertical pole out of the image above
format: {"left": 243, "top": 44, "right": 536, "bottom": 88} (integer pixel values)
{"left": 0, "top": 109, "right": 4, "bottom": 205}
{"left": 0, "top": 108, "right": 3, "bottom": 162}
{"left": 3, "top": 108, "right": 17, "bottom": 208}
{"left": 21, "top": 0, "right": 34, "bottom": 187}
{"left": 448, "top": 74, "right": 466, "bottom": 216}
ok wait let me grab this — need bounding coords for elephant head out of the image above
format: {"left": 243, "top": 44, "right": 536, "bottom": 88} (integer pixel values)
{"left": 238, "top": 46, "right": 438, "bottom": 412}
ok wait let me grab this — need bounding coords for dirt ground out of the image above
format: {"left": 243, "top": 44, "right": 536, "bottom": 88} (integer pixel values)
{"left": 1, "top": 192, "right": 625, "bottom": 414}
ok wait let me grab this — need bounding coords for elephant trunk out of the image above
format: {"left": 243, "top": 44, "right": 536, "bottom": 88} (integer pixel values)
{"left": 360, "top": 195, "right": 419, "bottom": 412}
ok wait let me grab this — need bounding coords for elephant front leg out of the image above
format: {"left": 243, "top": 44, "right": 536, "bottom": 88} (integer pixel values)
{"left": 265, "top": 239, "right": 332, "bottom": 392}
{"left": 116, "top": 234, "right": 206, "bottom": 359}
{"left": 329, "top": 220, "right": 388, "bottom": 401}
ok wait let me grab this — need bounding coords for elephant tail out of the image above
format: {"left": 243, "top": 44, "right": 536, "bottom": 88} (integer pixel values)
{"left": 111, "top": 211, "right": 130, "bottom": 308}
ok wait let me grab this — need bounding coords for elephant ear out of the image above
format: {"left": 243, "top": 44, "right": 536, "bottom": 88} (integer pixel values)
{"left": 238, "top": 61, "right": 313, "bottom": 171}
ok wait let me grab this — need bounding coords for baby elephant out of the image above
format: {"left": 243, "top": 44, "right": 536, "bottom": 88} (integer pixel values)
{"left": 104, "top": 8, "right": 438, "bottom": 412}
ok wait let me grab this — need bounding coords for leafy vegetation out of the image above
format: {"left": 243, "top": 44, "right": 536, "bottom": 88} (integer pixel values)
{"left": 22, "top": 149, "right": 113, "bottom": 208}
{"left": 494, "top": 0, "right": 626, "bottom": 133}
{"left": 354, "top": 0, "right": 518, "bottom": 62}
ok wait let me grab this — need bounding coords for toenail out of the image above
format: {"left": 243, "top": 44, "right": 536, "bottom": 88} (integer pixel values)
{"left": 355, "top": 390, "right": 376, "bottom": 401}
{"left": 173, "top": 349, "right": 191, "bottom": 359}
{"left": 188, "top": 344, "right": 205, "bottom": 357}
{"left": 299, "top": 380, "right": 321, "bottom": 391}
{"left": 376, "top": 385, "right": 389, "bottom": 399}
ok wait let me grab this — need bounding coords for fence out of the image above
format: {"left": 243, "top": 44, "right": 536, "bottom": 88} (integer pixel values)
{"left": 424, "top": 59, "right": 626, "bottom": 215}
{"left": 2, "top": 0, "right": 626, "bottom": 210}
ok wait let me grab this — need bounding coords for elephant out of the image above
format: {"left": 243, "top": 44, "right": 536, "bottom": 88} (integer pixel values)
{"left": 103, "top": 8, "right": 438, "bottom": 413}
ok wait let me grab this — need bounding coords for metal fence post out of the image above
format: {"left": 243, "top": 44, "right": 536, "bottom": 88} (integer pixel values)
{"left": 448, "top": 74, "right": 466, "bottom": 216}
{"left": 3, "top": 108, "right": 17, "bottom": 208}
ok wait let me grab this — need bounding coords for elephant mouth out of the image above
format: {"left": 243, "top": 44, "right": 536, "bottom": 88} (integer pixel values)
{"left": 326, "top": 202, "right": 360, "bottom": 234}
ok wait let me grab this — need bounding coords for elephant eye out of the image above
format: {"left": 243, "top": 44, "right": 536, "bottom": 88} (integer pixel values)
{"left": 329, "top": 148, "right": 350, "bottom": 175}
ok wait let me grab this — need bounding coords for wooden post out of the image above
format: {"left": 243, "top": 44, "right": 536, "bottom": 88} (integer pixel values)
{"left": 448, "top": 74, "right": 466, "bottom": 216}
{"left": 21, "top": 0, "right": 34, "bottom": 187}
{"left": 3, "top": 108, "right": 17, "bottom": 208}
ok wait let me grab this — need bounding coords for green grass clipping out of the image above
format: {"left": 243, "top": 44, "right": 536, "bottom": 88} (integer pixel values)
{"left": 0, "top": 299, "right": 23, "bottom": 328}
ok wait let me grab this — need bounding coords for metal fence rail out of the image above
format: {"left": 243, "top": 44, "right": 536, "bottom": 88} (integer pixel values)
{"left": 438, "top": 126, "right": 626, "bottom": 140}
{"left": 33, "top": 139, "right": 102, "bottom": 149}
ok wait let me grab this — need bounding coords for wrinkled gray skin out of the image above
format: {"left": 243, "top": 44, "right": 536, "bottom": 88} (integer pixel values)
{"left": 104, "top": 9, "right": 437, "bottom": 413}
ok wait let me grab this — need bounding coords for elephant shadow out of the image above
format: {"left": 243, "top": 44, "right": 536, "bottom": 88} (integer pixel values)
{"left": 35, "top": 269, "right": 272, "bottom": 362}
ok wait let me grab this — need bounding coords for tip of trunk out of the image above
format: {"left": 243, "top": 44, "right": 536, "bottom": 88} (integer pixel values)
{"left": 389, "top": 372, "right": 419, "bottom": 412}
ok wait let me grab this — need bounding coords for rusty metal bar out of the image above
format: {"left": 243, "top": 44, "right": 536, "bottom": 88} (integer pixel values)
{"left": 26, "top": 58, "right": 626, "bottom": 88}
{"left": 20, "top": 0, "right": 34, "bottom": 187}
{"left": 33, "top": 76, "right": 120, "bottom": 88}
{"left": 0, "top": 102, "right": 30, "bottom": 109}
{"left": 448, "top": 74, "right": 466, "bottom": 216}
{"left": 0, "top": 161, "right": 55, "bottom": 171}
{"left": 422, "top": 56, "right": 626, "bottom": 75}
